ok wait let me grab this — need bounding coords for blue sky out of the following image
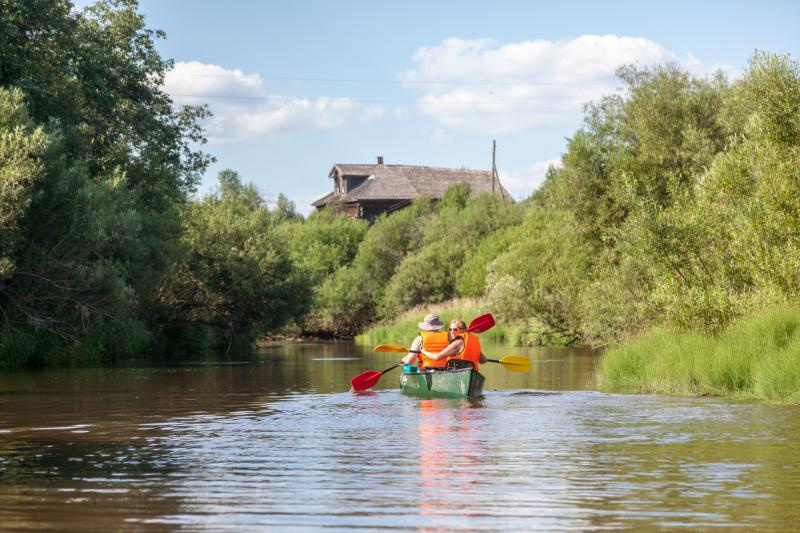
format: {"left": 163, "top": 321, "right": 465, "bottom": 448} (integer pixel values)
{"left": 129, "top": 0, "right": 799, "bottom": 214}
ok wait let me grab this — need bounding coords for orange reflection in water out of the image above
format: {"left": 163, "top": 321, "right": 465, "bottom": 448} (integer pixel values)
{"left": 416, "top": 398, "right": 486, "bottom": 519}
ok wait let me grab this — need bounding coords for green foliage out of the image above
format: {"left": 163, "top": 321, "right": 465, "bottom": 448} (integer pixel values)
{"left": 754, "top": 334, "right": 800, "bottom": 404}
{"left": 303, "top": 198, "right": 435, "bottom": 334}
{"left": 456, "top": 225, "right": 519, "bottom": 297}
{"left": 351, "top": 198, "right": 434, "bottom": 300}
{"left": 273, "top": 193, "right": 301, "bottom": 223}
{"left": 425, "top": 189, "right": 523, "bottom": 247}
{"left": 484, "top": 208, "right": 588, "bottom": 340}
{"left": 0, "top": 88, "right": 46, "bottom": 277}
{"left": 604, "top": 53, "right": 800, "bottom": 336}
{"left": 0, "top": 0, "right": 213, "bottom": 366}
{"left": 380, "top": 240, "right": 465, "bottom": 318}
{"left": 532, "top": 53, "right": 800, "bottom": 347}
{"left": 277, "top": 207, "right": 368, "bottom": 334}
{"left": 291, "top": 185, "right": 522, "bottom": 336}
{"left": 157, "top": 174, "right": 311, "bottom": 345}
{"left": 599, "top": 305, "right": 800, "bottom": 403}
{"left": 283, "top": 208, "right": 368, "bottom": 285}
{"left": 378, "top": 189, "right": 523, "bottom": 320}
{"left": 314, "top": 266, "right": 372, "bottom": 335}
{"left": 439, "top": 182, "right": 471, "bottom": 210}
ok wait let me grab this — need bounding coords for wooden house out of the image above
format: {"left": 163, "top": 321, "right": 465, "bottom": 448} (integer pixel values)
{"left": 311, "top": 156, "right": 513, "bottom": 221}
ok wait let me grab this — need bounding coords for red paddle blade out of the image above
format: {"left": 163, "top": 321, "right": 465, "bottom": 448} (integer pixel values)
{"left": 350, "top": 371, "right": 382, "bottom": 391}
{"left": 468, "top": 313, "right": 495, "bottom": 333}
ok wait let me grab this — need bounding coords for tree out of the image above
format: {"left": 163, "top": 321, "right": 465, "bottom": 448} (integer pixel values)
{"left": 157, "top": 174, "right": 311, "bottom": 344}
{"left": 0, "top": 89, "right": 46, "bottom": 278}
{"left": 0, "top": 0, "right": 212, "bottom": 365}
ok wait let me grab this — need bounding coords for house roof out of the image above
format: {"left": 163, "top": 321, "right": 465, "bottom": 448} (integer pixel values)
{"left": 311, "top": 163, "right": 513, "bottom": 206}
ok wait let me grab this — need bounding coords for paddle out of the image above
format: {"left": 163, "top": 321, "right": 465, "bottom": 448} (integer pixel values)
{"left": 374, "top": 344, "right": 418, "bottom": 353}
{"left": 485, "top": 355, "right": 530, "bottom": 373}
{"left": 465, "top": 312, "right": 495, "bottom": 333}
{"left": 372, "top": 312, "right": 496, "bottom": 354}
{"left": 351, "top": 313, "right": 497, "bottom": 391}
{"left": 373, "top": 345, "right": 529, "bottom": 372}
{"left": 350, "top": 362, "right": 405, "bottom": 391}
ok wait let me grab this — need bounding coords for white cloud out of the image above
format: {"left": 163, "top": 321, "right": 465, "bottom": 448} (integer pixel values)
{"left": 165, "top": 61, "right": 383, "bottom": 143}
{"left": 401, "top": 35, "right": 715, "bottom": 133}
{"left": 165, "top": 61, "right": 263, "bottom": 97}
{"left": 500, "top": 158, "right": 562, "bottom": 199}
{"left": 429, "top": 129, "right": 446, "bottom": 143}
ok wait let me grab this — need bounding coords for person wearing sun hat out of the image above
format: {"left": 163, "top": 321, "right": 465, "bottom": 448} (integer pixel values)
{"left": 418, "top": 318, "right": 488, "bottom": 371}
{"left": 402, "top": 313, "right": 450, "bottom": 368}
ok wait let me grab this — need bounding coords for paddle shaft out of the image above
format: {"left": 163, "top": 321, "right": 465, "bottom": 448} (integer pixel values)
{"left": 378, "top": 362, "right": 404, "bottom": 374}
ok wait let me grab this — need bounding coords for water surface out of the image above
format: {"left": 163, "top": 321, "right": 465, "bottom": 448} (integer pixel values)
{"left": 0, "top": 343, "right": 797, "bottom": 531}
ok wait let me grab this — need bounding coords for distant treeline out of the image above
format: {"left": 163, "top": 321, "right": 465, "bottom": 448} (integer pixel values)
{"left": 1, "top": 0, "right": 798, "bottom": 368}
{"left": 293, "top": 50, "right": 800, "bottom": 351}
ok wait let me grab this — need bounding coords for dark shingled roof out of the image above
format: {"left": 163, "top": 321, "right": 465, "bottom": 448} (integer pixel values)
{"left": 311, "top": 163, "right": 513, "bottom": 207}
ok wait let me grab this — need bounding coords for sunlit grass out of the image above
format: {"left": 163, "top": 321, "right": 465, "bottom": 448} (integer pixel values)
{"left": 599, "top": 306, "right": 800, "bottom": 403}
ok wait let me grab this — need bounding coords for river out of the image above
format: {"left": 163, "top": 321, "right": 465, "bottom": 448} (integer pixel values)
{"left": 0, "top": 342, "right": 798, "bottom": 531}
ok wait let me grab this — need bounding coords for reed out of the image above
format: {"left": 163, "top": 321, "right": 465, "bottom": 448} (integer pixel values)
{"left": 599, "top": 306, "right": 800, "bottom": 403}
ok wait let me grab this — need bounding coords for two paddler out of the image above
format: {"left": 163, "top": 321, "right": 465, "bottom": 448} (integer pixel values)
{"left": 402, "top": 314, "right": 487, "bottom": 371}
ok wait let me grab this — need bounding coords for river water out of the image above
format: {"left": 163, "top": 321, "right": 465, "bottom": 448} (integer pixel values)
{"left": 0, "top": 342, "right": 798, "bottom": 531}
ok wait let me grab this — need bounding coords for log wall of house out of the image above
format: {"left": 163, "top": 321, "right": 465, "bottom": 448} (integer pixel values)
{"left": 356, "top": 200, "right": 407, "bottom": 222}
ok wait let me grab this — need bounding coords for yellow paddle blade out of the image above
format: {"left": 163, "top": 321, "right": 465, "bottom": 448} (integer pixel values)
{"left": 498, "top": 355, "right": 530, "bottom": 372}
{"left": 373, "top": 344, "right": 410, "bottom": 353}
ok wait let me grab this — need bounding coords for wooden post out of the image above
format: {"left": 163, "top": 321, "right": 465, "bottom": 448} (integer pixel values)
{"left": 491, "top": 139, "right": 498, "bottom": 195}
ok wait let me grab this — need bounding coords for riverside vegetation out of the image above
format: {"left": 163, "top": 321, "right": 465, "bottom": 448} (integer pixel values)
{"left": 1, "top": 2, "right": 798, "bottom": 401}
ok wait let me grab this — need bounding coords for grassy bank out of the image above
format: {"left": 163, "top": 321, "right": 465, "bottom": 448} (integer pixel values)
{"left": 598, "top": 306, "right": 800, "bottom": 403}
{"left": 355, "top": 299, "right": 575, "bottom": 348}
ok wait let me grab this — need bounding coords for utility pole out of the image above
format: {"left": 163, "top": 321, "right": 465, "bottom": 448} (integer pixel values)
{"left": 491, "top": 139, "right": 498, "bottom": 195}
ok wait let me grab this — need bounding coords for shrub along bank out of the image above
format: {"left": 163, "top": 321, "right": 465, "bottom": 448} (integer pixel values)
{"left": 598, "top": 306, "right": 800, "bottom": 403}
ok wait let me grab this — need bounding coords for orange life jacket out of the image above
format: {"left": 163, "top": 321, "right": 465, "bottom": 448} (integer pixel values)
{"left": 418, "top": 330, "right": 450, "bottom": 368}
{"left": 449, "top": 332, "right": 481, "bottom": 371}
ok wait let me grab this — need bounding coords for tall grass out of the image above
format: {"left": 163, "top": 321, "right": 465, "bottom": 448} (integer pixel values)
{"left": 599, "top": 306, "right": 800, "bottom": 403}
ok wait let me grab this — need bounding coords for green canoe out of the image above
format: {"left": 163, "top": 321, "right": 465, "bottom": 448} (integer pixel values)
{"left": 399, "top": 368, "right": 485, "bottom": 398}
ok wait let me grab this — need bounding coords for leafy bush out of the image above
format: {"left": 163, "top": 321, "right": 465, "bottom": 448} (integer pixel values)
{"left": 380, "top": 240, "right": 465, "bottom": 318}
{"left": 157, "top": 174, "right": 311, "bottom": 347}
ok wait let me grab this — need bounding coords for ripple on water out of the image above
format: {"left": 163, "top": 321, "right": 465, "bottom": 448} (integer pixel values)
{"left": 1, "top": 362, "right": 799, "bottom": 531}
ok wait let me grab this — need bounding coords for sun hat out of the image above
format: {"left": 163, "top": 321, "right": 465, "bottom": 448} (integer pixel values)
{"left": 418, "top": 313, "right": 445, "bottom": 331}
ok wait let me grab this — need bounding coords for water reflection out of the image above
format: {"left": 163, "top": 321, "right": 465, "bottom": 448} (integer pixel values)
{"left": 0, "top": 342, "right": 797, "bottom": 530}
{"left": 416, "top": 398, "right": 486, "bottom": 520}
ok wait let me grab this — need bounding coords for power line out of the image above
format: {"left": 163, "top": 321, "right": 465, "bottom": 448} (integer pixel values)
{"left": 170, "top": 93, "right": 588, "bottom": 106}
{"left": 171, "top": 72, "right": 613, "bottom": 87}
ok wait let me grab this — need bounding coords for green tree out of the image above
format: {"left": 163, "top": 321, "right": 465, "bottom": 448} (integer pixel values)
{"left": 539, "top": 63, "right": 728, "bottom": 248}
{"left": 158, "top": 175, "right": 310, "bottom": 346}
{"left": 380, "top": 240, "right": 465, "bottom": 318}
{"left": 485, "top": 208, "right": 589, "bottom": 340}
{"left": 379, "top": 188, "right": 521, "bottom": 319}
{"left": 0, "top": 0, "right": 212, "bottom": 365}
{"left": 283, "top": 208, "right": 368, "bottom": 286}
{"left": 0, "top": 88, "right": 46, "bottom": 278}
{"left": 637, "top": 52, "right": 800, "bottom": 331}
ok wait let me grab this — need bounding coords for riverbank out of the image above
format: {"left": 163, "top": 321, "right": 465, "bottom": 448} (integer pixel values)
{"left": 598, "top": 305, "right": 800, "bottom": 404}
{"left": 355, "top": 298, "right": 577, "bottom": 348}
